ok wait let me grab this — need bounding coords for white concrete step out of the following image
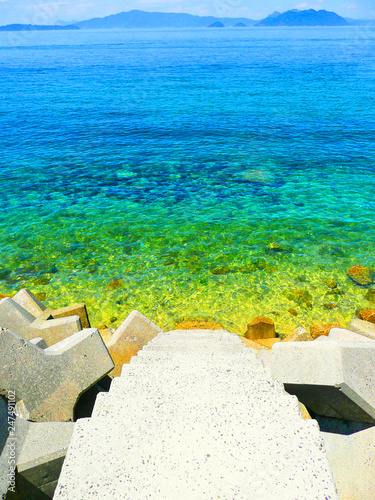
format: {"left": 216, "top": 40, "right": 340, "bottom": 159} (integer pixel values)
{"left": 54, "top": 329, "right": 338, "bottom": 499}
{"left": 142, "top": 331, "right": 244, "bottom": 348}
{"left": 92, "top": 390, "right": 302, "bottom": 421}
{"left": 130, "top": 349, "right": 257, "bottom": 363}
{"left": 112, "top": 369, "right": 286, "bottom": 398}
{"left": 141, "top": 342, "right": 246, "bottom": 352}
{"left": 55, "top": 415, "right": 337, "bottom": 499}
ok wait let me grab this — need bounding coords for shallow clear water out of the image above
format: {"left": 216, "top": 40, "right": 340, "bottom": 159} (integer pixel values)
{"left": 0, "top": 27, "right": 375, "bottom": 333}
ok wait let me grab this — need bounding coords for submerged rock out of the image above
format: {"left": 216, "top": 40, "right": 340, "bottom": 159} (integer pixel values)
{"left": 210, "top": 265, "right": 231, "bottom": 275}
{"left": 87, "top": 264, "right": 99, "bottom": 274}
{"left": 237, "top": 259, "right": 267, "bottom": 273}
{"left": 325, "top": 288, "right": 345, "bottom": 298}
{"left": 287, "top": 308, "right": 299, "bottom": 317}
{"left": 240, "top": 169, "right": 275, "bottom": 184}
{"left": 35, "top": 292, "right": 46, "bottom": 302}
{"left": 265, "top": 242, "right": 293, "bottom": 254}
{"left": 32, "top": 275, "right": 51, "bottom": 285}
{"left": 244, "top": 315, "right": 275, "bottom": 340}
{"left": 324, "top": 279, "right": 338, "bottom": 289}
{"left": 106, "top": 277, "right": 124, "bottom": 291}
{"left": 359, "top": 310, "right": 375, "bottom": 324}
{"left": 310, "top": 322, "right": 340, "bottom": 339}
{"left": 347, "top": 265, "right": 374, "bottom": 287}
{"left": 285, "top": 288, "right": 313, "bottom": 309}
{"left": 284, "top": 327, "right": 313, "bottom": 342}
{"left": 295, "top": 275, "right": 308, "bottom": 283}
{"left": 319, "top": 244, "right": 346, "bottom": 257}
{"left": 322, "top": 302, "right": 338, "bottom": 310}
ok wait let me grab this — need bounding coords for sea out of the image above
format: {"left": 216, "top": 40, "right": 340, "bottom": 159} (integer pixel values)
{"left": 0, "top": 26, "right": 374, "bottom": 334}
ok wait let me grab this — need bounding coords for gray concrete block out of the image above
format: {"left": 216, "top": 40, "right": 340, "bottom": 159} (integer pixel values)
{"left": 0, "top": 397, "right": 30, "bottom": 498}
{"left": 108, "top": 310, "right": 163, "bottom": 348}
{"left": 322, "top": 426, "right": 375, "bottom": 500}
{"left": 17, "top": 422, "right": 75, "bottom": 472}
{"left": 54, "top": 329, "right": 338, "bottom": 499}
{"left": 0, "top": 327, "right": 114, "bottom": 422}
{"left": 272, "top": 341, "right": 375, "bottom": 423}
{"left": 31, "top": 313, "right": 82, "bottom": 346}
{"left": 0, "top": 397, "right": 9, "bottom": 497}
{"left": 51, "top": 303, "right": 91, "bottom": 329}
{"left": 29, "top": 337, "right": 48, "bottom": 349}
{"left": 105, "top": 310, "right": 163, "bottom": 377}
{"left": 0, "top": 298, "right": 82, "bottom": 346}
{"left": 0, "top": 297, "right": 35, "bottom": 335}
{"left": 348, "top": 318, "right": 375, "bottom": 340}
{"left": 12, "top": 288, "right": 47, "bottom": 317}
{"left": 13, "top": 422, "right": 74, "bottom": 498}
{"left": 328, "top": 328, "right": 374, "bottom": 342}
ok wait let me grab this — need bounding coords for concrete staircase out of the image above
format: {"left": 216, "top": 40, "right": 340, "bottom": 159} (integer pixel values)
{"left": 54, "top": 329, "right": 338, "bottom": 499}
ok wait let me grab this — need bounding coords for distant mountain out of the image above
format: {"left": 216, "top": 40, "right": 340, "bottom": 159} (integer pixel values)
{"left": 208, "top": 22, "right": 224, "bottom": 28}
{"left": 234, "top": 22, "right": 248, "bottom": 27}
{"left": 267, "top": 11, "right": 282, "bottom": 18}
{"left": 0, "top": 24, "right": 79, "bottom": 31}
{"left": 345, "top": 17, "right": 375, "bottom": 26}
{"left": 74, "top": 10, "right": 256, "bottom": 29}
{"left": 256, "top": 9, "right": 348, "bottom": 26}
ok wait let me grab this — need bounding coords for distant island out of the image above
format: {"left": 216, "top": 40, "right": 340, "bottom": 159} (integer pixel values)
{"left": 0, "top": 9, "right": 370, "bottom": 31}
{"left": 256, "top": 9, "right": 348, "bottom": 26}
{"left": 0, "top": 24, "right": 80, "bottom": 31}
{"left": 63, "top": 10, "right": 256, "bottom": 29}
{"left": 208, "top": 22, "right": 224, "bottom": 28}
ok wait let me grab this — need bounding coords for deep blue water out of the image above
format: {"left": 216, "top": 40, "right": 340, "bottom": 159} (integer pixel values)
{"left": 0, "top": 27, "right": 374, "bottom": 333}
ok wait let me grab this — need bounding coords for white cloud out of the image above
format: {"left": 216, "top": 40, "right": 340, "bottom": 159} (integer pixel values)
{"left": 294, "top": 0, "right": 326, "bottom": 10}
{"left": 342, "top": 2, "right": 358, "bottom": 10}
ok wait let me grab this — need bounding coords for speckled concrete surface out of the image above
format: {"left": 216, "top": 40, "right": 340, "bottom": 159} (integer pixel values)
{"left": 322, "top": 425, "right": 375, "bottom": 499}
{"left": 54, "top": 329, "right": 338, "bottom": 499}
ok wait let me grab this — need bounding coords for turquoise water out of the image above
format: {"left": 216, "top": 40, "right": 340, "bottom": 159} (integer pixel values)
{"left": 0, "top": 27, "right": 375, "bottom": 333}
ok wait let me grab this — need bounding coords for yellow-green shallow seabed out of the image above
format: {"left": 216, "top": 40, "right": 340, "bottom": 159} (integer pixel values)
{"left": 1, "top": 230, "right": 373, "bottom": 337}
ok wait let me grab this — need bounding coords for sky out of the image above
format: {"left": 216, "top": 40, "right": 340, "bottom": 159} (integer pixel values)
{"left": 0, "top": 0, "right": 374, "bottom": 25}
